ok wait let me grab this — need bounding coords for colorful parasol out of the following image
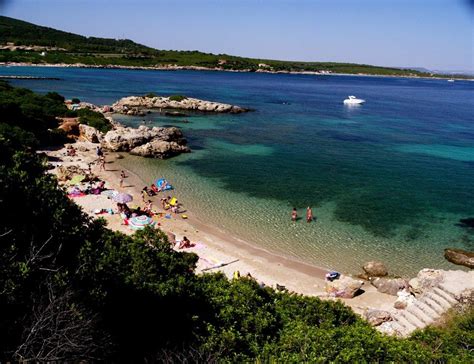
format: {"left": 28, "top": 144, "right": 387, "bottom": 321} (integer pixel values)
{"left": 129, "top": 215, "right": 155, "bottom": 230}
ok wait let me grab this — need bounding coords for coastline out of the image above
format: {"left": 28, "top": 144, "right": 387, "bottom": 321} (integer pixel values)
{"left": 1, "top": 62, "right": 471, "bottom": 81}
{"left": 45, "top": 140, "right": 399, "bottom": 315}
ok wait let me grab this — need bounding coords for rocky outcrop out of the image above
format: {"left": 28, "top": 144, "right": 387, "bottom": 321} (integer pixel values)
{"left": 363, "top": 261, "right": 388, "bottom": 277}
{"left": 325, "top": 275, "right": 363, "bottom": 298}
{"left": 56, "top": 165, "right": 90, "bottom": 182}
{"left": 371, "top": 277, "right": 408, "bottom": 296}
{"left": 79, "top": 124, "right": 103, "bottom": 143}
{"left": 101, "top": 125, "right": 190, "bottom": 159}
{"left": 365, "top": 309, "right": 392, "bottom": 326}
{"left": 112, "top": 95, "right": 249, "bottom": 114}
{"left": 444, "top": 248, "right": 474, "bottom": 269}
{"left": 379, "top": 269, "right": 474, "bottom": 337}
{"left": 130, "top": 139, "right": 190, "bottom": 159}
{"left": 409, "top": 269, "right": 444, "bottom": 295}
{"left": 58, "top": 118, "right": 80, "bottom": 138}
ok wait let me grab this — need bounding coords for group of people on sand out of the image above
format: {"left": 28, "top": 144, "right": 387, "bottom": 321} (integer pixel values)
{"left": 291, "top": 207, "right": 314, "bottom": 223}
{"left": 117, "top": 201, "right": 154, "bottom": 223}
{"left": 70, "top": 180, "right": 106, "bottom": 196}
{"left": 141, "top": 181, "right": 170, "bottom": 200}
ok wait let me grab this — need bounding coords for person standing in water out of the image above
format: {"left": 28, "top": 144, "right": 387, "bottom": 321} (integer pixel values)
{"left": 306, "top": 206, "right": 313, "bottom": 222}
{"left": 291, "top": 207, "right": 297, "bottom": 222}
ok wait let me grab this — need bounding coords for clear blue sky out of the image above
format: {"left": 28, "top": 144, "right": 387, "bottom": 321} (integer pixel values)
{"left": 1, "top": 0, "right": 473, "bottom": 71}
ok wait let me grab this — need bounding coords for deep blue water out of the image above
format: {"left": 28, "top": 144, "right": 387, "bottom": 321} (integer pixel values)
{"left": 3, "top": 66, "right": 474, "bottom": 273}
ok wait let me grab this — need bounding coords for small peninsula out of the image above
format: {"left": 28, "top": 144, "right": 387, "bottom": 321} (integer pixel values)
{"left": 113, "top": 95, "right": 249, "bottom": 114}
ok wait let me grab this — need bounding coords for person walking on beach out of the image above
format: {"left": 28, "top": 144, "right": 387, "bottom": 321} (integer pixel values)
{"left": 291, "top": 207, "right": 297, "bottom": 222}
{"left": 306, "top": 206, "right": 313, "bottom": 222}
{"left": 99, "top": 156, "right": 106, "bottom": 171}
{"left": 96, "top": 145, "right": 103, "bottom": 158}
{"left": 119, "top": 170, "right": 127, "bottom": 187}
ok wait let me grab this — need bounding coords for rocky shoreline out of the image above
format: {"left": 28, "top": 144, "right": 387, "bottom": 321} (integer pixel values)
{"left": 65, "top": 92, "right": 248, "bottom": 158}
{"left": 3, "top": 61, "right": 471, "bottom": 80}
{"left": 0, "top": 75, "right": 61, "bottom": 80}
{"left": 324, "top": 260, "right": 474, "bottom": 337}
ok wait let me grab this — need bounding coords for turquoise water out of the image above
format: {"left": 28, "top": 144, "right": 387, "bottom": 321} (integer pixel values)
{"left": 4, "top": 66, "right": 474, "bottom": 275}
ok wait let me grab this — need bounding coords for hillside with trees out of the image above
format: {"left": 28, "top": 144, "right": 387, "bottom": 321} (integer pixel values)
{"left": 0, "top": 80, "right": 472, "bottom": 362}
{"left": 0, "top": 15, "right": 443, "bottom": 77}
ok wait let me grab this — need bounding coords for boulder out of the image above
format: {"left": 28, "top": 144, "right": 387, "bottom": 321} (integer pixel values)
{"left": 444, "top": 248, "right": 474, "bottom": 269}
{"left": 58, "top": 118, "right": 80, "bottom": 137}
{"left": 102, "top": 125, "right": 189, "bottom": 159}
{"left": 363, "top": 261, "right": 388, "bottom": 277}
{"left": 371, "top": 277, "right": 408, "bottom": 296}
{"left": 325, "top": 275, "right": 363, "bottom": 298}
{"left": 409, "top": 269, "right": 444, "bottom": 294}
{"left": 130, "top": 140, "right": 190, "bottom": 159}
{"left": 56, "top": 165, "right": 88, "bottom": 182}
{"left": 365, "top": 309, "right": 392, "bottom": 326}
{"left": 79, "top": 124, "right": 103, "bottom": 143}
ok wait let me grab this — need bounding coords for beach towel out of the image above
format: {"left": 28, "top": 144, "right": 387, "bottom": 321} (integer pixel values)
{"left": 68, "top": 192, "right": 86, "bottom": 198}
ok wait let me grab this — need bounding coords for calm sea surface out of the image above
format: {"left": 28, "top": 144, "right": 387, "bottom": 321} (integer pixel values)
{"left": 4, "top": 66, "right": 474, "bottom": 275}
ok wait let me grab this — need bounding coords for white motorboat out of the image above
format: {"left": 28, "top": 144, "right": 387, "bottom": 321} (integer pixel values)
{"left": 447, "top": 79, "right": 455, "bottom": 82}
{"left": 343, "top": 95, "right": 365, "bottom": 104}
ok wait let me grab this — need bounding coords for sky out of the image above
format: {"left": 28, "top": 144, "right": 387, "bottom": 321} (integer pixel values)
{"left": 1, "top": 0, "right": 473, "bottom": 71}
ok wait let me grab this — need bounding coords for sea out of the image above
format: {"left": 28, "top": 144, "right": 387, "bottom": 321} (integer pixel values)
{"left": 3, "top": 66, "right": 474, "bottom": 276}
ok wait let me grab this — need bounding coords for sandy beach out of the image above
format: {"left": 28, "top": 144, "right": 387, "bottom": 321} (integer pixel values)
{"left": 42, "top": 140, "right": 398, "bottom": 316}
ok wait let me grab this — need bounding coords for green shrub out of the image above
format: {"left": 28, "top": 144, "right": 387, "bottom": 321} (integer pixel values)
{"left": 71, "top": 97, "right": 81, "bottom": 104}
{"left": 168, "top": 94, "right": 187, "bottom": 102}
{"left": 145, "top": 92, "right": 157, "bottom": 98}
{"left": 46, "top": 92, "right": 65, "bottom": 103}
{"left": 77, "top": 108, "right": 112, "bottom": 133}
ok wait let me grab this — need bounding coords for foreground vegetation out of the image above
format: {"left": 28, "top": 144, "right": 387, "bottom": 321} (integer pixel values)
{"left": 0, "top": 15, "right": 456, "bottom": 78}
{"left": 0, "top": 81, "right": 472, "bottom": 361}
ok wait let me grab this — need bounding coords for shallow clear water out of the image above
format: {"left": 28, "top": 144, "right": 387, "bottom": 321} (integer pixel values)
{"left": 4, "top": 66, "right": 474, "bottom": 275}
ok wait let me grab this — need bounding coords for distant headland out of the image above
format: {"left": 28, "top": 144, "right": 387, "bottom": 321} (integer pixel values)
{"left": 1, "top": 15, "right": 471, "bottom": 80}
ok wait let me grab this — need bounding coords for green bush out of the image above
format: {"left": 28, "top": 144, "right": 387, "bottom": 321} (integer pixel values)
{"left": 71, "top": 97, "right": 81, "bottom": 104}
{"left": 145, "top": 92, "right": 157, "bottom": 98}
{"left": 0, "top": 80, "right": 67, "bottom": 145}
{"left": 77, "top": 108, "right": 112, "bottom": 133}
{"left": 168, "top": 94, "right": 187, "bottom": 102}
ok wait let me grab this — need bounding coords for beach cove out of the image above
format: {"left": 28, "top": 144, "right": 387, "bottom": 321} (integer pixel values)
{"left": 5, "top": 65, "right": 474, "bottom": 277}
{"left": 43, "top": 141, "right": 404, "bottom": 315}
